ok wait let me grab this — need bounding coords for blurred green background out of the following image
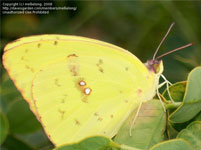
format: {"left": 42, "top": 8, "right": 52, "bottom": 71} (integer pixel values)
{"left": 0, "top": 1, "right": 201, "bottom": 150}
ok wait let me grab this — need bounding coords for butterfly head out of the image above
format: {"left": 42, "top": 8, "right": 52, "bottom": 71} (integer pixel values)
{"left": 144, "top": 22, "right": 192, "bottom": 75}
{"left": 145, "top": 59, "right": 163, "bottom": 75}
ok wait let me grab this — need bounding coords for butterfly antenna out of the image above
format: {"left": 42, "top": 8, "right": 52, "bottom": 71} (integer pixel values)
{"left": 152, "top": 22, "right": 175, "bottom": 60}
{"left": 156, "top": 43, "right": 193, "bottom": 60}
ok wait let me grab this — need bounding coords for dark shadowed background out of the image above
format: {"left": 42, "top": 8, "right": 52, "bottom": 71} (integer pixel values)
{"left": 0, "top": 1, "right": 201, "bottom": 150}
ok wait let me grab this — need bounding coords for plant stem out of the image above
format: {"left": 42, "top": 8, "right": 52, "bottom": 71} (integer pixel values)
{"left": 165, "top": 102, "right": 182, "bottom": 110}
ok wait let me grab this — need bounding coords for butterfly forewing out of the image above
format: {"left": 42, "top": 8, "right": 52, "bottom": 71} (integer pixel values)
{"left": 3, "top": 35, "right": 138, "bottom": 113}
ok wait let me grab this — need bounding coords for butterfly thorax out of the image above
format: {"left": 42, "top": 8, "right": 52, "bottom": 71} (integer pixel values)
{"left": 143, "top": 59, "right": 164, "bottom": 101}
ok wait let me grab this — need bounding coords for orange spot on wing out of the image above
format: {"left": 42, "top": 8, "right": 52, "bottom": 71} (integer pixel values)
{"left": 137, "top": 89, "right": 142, "bottom": 96}
{"left": 61, "top": 94, "right": 67, "bottom": 103}
{"left": 98, "top": 117, "right": 103, "bottom": 121}
{"left": 96, "top": 59, "right": 104, "bottom": 73}
{"left": 55, "top": 78, "right": 61, "bottom": 87}
{"left": 83, "top": 87, "right": 92, "bottom": 95}
{"left": 99, "top": 59, "right": 103, "bottom": 64}
{"left": 81, "top": 97, "right": 87, "bottom": 103}
{"left": 37, "top": 43, "right": 41, "bottom": 48}
{"left": 75, "top": 119, "right": 80, "bottom": 125}
{"left": 124, "top": 100, "right": 128, "bottom": 103}
{"left": 70, "top": 65, "right": 78, "bottom": 76}
{"left": 25, "top": 65, "right": 34, "bottom": 72}
{"left": 94, "top": 112, "right": 99, "bottom": 116}
{"left": 78, "top": 80, "right": 86, "bottom": 86}
{"left": 31, "top": 68, "right": 34, "bottom": 73}
{"left": 25, "top": 65, "right": 30, "bottom": 69}
{"left": 99, "top": 68, "right": 104, "bottom": 73}
{"left": 67, "top": 54, "right": 79, "bottom": 76}
{"left": 67, "top": 54, "right": 78, "bottom": 58}
{"left": 58, "top": 109, "right": 65, "bottom": 119}
{"left": 76, "top": 79, "right": 92, "bottom": 103}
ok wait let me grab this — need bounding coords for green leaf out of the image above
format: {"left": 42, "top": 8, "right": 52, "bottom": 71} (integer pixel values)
{"left": 166, "top": 122, "right": 179, "bottom": 139}
{"left": 7, "top": 100, "right": 42, "bottom": 134}
{"left": 194, "top": 111, "right": 201, "bottom": 121}
{"left": 150, "top": 139, "right": 192, "bottom": 150}
{"left": 2, "top": 15, "right": 38, "bottom": 37}
{"left": 169, "top": 67, "right": 201, "bottom": 123}
{"left": 177, "top": 121, "right": 201, "bottom": 150}
{"left": 162, "top": 81, "right": 186, "bottom": 102}
{"left": 0, "top": 111, "right": 9, "bottom": 144}
{"left": 0, "top": 76, "right": 22, "bottom": 112}
{"left": 54, "top": 136, "right": 120, "bottom": 150}
{"left": 170, "top": 120, "right": 192, "bottom": 132}
{"left": 114, "top": 100, "right": 166, "bottom": 149}
{"left": 1, "top": 135, "right": 34, "bottom": 150}
{"left": 16, "top": 130, "right": 53, "bottom": 149}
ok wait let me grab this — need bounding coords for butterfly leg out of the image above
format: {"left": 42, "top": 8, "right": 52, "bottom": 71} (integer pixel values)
{"left": 158, "top": 81, "right": 166, "bottom": 88}
{"left": 129, "top": 101, "right": 143, "bottom": 136}
{"left": 160, "top": 74, "right": 174, "bottom": 103}
{"left": 161, "top": 74, "right": 172, "bottom": 85}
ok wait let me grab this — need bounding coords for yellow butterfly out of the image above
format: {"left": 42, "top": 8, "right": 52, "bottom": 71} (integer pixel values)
{"left": 2, "top": 23, "right": 192, "bottom": 146}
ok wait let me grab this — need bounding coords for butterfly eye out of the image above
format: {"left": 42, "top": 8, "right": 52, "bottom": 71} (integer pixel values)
{"left": 154, "top": 63, "right": 160, "bottom": 73}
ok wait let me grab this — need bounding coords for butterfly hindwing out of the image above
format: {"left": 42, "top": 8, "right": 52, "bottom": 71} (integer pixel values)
{"left": 3, "top": 35, "right": 157, "bottom": 146}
